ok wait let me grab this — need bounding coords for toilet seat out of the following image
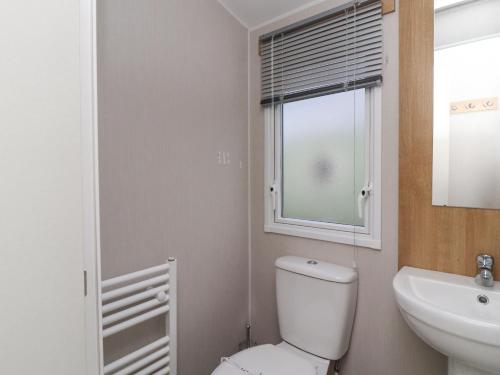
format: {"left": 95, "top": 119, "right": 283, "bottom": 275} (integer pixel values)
{"left": 211, "top": 344, "right": 319, "bottom": 375}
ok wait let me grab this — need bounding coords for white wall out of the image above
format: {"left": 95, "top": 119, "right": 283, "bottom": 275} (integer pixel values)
{"left": 0, "top": 1, "right": 87, "bottom": 374}
{"left": 435, "top": 0, "right": 500, "bottom": 48}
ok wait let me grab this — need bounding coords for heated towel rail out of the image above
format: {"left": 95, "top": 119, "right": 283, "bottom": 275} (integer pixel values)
{"left": 101, "top": 258, "right": 177, "bottom": 375}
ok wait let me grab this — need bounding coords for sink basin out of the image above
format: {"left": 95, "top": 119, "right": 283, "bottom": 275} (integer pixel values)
{"left": 393, "top": 267, "right": 500, "bottom": 375}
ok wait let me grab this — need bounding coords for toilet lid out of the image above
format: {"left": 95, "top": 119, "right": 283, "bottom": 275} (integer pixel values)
{"left": 212, "top": 344, "right": 318, "bottom": 375}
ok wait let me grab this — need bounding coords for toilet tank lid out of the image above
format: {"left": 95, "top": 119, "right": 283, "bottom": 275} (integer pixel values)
{"left": 275, "top": 256, "right": 358, "bottom": 283}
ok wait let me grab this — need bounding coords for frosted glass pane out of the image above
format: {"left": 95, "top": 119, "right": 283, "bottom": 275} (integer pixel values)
{"left": 282, "top": 90, "right": 365, "bottom": 226}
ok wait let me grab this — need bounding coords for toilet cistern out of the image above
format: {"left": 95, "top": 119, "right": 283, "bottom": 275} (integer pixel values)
{"left": 475, "top": 254, "right": 495, "bottom": 287}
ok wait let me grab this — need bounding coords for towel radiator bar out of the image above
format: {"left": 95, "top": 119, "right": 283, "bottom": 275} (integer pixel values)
{"left": 101, "top": 258, "right": 177, "bottom": 375}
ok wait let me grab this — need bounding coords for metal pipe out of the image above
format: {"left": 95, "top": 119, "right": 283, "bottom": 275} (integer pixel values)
{"left": 102, "top": 305, "right": 170, "bottom": 338}
{"left": 151, "top": 368, "right": 170, "bottom": 375}
{"left": 103, "top": 297, "right": 168, "bottom": 326}
{"left": 103, "top": 337, "right": 169, "bottom": 374}
{"left": 135, "top": 357, "right": 170, "bottom": 375}
{"left": 113, "top": 347, "right": 169, "bottom": 375}
{"left": 167, "top": 258, "right": 177, "bottom": 375}
{"left": 102, "top": 263, "right": 169, "bottom": 289}
{"left": 102, "top": 285, "right": 169, "bottom": 314}
{"left": 102, "top": 274, "right": 169, "bottom": 303}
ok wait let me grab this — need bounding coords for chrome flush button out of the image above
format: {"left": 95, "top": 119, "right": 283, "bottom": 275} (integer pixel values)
{"left": 307, "top": 260, "right": 318, "bottom": 265}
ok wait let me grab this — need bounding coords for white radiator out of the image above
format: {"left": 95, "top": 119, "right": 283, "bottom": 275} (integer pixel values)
{"left": 101, "top": 258, "right": 177, "bottom": 375}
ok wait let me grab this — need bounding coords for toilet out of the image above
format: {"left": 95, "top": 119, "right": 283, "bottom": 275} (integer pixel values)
{"left": 212, "top": 256, "right": 358, "bottom": 375}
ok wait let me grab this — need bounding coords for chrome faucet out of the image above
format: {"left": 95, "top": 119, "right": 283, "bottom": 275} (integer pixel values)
{"left": 475, "top": 254, "right": 494, "bottom": 287}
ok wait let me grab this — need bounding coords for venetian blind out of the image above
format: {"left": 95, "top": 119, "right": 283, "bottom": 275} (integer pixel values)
{"left": 260, "top": 0, "right": 383, "bottom": 105}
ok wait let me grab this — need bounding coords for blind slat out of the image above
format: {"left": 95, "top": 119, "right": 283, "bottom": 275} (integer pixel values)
{"left": 260, "top": 1, "right": 383, "bottom": 105}
{"left": 262, "top": 65, "right": 383, "bottom": 95}
{"left": 261, "top": 76, "right": 382, "bottom": 105}
{"left": 262, "top": 44, "right": 383, "bottom": 80}
{"left": 261, "top": 34, "right": 383, "bottom": 74}
{"left": 262, "top": 56, "right": 383, "bottom": 89}
{"left": 261, "top": 26, "right": 382, "bottom": 69}
{"left": 260, "top": 6, "right": 381, "bottom": 55}
{"left": 260, "top": 0, "right": 380, "bottom": 44}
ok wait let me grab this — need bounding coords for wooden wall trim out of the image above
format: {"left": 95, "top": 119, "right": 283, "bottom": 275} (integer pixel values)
{"left": 399, "top": 0, "right": 500, "bottom": 280}
{"left": 382, "top": 0, "right": 396, "bottom": 15}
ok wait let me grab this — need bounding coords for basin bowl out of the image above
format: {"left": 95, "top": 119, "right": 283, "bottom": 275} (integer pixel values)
{"left": 393, "top": 267, "right": 500, "bottom": 375}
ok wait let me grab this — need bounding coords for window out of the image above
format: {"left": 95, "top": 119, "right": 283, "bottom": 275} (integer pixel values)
{"left": 260, "top": 0, "right": 383, "bottom": 249}
{"left": 264, "top": 88, "right": 381, "bottom": 249}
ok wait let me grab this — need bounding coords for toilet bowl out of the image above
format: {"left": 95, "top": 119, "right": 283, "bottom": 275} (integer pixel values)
{"left": 212, "top": 256, "right": 358, "bottom": 375}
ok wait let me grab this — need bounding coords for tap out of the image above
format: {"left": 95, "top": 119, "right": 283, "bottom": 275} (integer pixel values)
{"left": 474, "top": 254, "right": 494, "bottom": 287}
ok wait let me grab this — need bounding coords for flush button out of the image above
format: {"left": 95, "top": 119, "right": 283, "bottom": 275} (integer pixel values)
{"left": 307, "top": 260, "right": 318, "bottom": 265}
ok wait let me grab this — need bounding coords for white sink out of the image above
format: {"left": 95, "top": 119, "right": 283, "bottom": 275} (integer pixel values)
{"left": 393, "top": 267, "right": 500, "bottom": 375}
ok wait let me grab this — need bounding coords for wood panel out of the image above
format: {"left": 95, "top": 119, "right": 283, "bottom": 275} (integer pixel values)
{"left": 382, "top": 0, "right": 396, "bottom": 15}
{"left": 399, "top": 0, "right": 500, "bottom": 280}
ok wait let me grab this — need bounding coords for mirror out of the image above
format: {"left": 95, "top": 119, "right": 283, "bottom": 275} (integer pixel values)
{"left": 432, "top": 0, "right": 500, "bottom": 209}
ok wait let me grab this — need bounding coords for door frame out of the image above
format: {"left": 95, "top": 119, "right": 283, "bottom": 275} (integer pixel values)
{"left": 80, "top": 0, "right": 103, "bottom": 373}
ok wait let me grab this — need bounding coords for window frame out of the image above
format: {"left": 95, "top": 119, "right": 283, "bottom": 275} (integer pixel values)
{"left": 264, "top": 87, "right": 382, "bottom": 250}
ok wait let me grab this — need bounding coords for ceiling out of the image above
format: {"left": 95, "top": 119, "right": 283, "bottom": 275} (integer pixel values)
{"left": 218, "top": 0, "right": 326, "bottom": 29}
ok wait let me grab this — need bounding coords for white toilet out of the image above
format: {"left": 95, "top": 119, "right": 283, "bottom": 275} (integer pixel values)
{"left": 212, "top": 255, "right": 358, "bottom": 375}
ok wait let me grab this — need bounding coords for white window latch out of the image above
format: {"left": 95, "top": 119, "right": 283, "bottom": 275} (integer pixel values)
{"left": 270, "top": 183, "right": 278, "bottom": 211}
{"left": 358, "top": 183, "right": 373, "bottom": 218}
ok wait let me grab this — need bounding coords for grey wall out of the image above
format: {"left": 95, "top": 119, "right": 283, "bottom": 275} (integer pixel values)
{"left": 98, "top": 0, "right": 449, "bottom": 373}
{"left": 97, "top": 1, "right": 249, "bottom": 374}
{"left": 249, "top": 1, "right": 447, "bottom": 374}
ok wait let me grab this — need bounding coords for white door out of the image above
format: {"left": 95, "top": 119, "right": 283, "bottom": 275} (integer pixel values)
{"left": 0, "top": 1, "right": 89, "bottom": 374}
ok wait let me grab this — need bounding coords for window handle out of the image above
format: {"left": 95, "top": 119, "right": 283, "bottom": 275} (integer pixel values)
{"left": 358, "top": 183, "right": 373, "bottom": 218}
{"left": 270, "top": 183, "right": 278, "bottom": 211}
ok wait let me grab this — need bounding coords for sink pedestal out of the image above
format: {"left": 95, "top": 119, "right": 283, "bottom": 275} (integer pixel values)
{"left": 449, "top": 359, "right": 499, "bottom": 375}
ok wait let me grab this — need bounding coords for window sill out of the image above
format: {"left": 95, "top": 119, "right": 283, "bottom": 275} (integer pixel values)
{"left": 264, "top": 223, "right": 381, "bottom": 250}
